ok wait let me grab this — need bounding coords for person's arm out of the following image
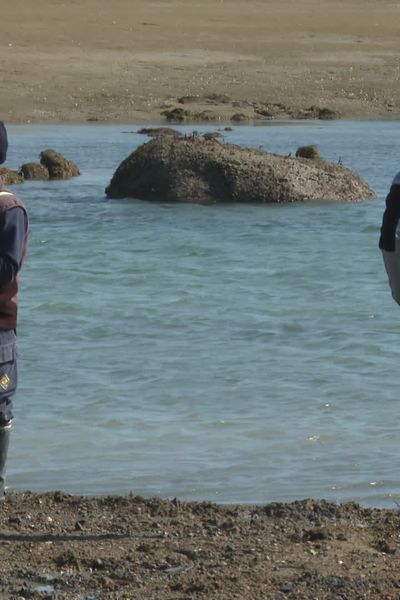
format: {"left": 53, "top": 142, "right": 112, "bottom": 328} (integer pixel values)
{"left": 0, "top": 207, "right": 27, "bottom": 283}
{"left": 382, "top": 246, "right": 400, "bottom": 305}
{"left": 379, "top": 184, "right": 400, "bottom": 252}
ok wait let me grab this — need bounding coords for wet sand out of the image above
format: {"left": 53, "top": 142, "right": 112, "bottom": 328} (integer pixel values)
{"left": 1, "top": 0, "right": 400, "bottom": 123}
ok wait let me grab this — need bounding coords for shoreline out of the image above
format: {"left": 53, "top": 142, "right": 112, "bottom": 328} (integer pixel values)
{"left": 1, "top": 491, "right": 399, "bottom": 598}
{"left": 6, "top": 113, "right": 400, "bottom": 126}
{"left": 6, "top": 111, "right": 400, "bottom": 131}
{"left": 4, "top": 95, "right": 400, "bottom": 126}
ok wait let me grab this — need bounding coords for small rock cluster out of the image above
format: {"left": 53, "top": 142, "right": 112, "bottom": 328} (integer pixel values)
{"left": 0, "top": 149, "right": 81, "bottom": 185}
{"left": 160, "top": 95, "right": 341, "bottom": 123}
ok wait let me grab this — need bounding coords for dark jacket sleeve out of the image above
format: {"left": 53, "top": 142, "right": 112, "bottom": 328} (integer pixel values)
{"left": 0, "top": 207, "right": 27, "bottom": 283}
{"left": 379, "top": 184, "right": 400, "bottom": 252}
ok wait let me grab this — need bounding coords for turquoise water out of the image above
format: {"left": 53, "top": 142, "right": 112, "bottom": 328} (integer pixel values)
{"left": 4, "top": 121, "right": 400, "bottom": 507}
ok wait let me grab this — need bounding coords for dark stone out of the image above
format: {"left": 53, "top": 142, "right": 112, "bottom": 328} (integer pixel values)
{"left": 295, "top": 145, "right": 321, "bottom": 159}
{"left": 230, "top": 113, "right": 250, "bottom": 122}
{"left": 20, "top": 162, "right": 50, "bottom": 180}
{"left": 0, "top": 167, "right": 23, "bottom": 185}
{"left": 319, "top": 107, "right": 341, "bottom": 120}
{"left": 161, "top": 108, "right": 186, "bottom": 122}
{"left": 291, "top": 106, "right": 341, "bottom": 120}
{"left": 8, "top": 515, "right": 22, "bottom": 526}
{"left": 137, "top": 127, "right": 182, "bottom": 138}
{"left": 90, "top": 558, "right": 105, "bottom": 569}
{"left": 255, "top": 106, "right": 274, "bottom": 118}
{"left": 105, "top": 137, "right": 375, "bottom": 204}
{"left": 206, "top": 93, "right": 231, "bottom": 104}
{"left": 375, "top": 539, "right": 397, "bottom": 554}
{"left": 39, "top": 149, "right": 80, "bottom": 180}
{"left": 280, "top": 582, "right": 294, "bottom": 594}
{"left": 202, "top": 131, "right": 223, "bottom": 141}
{"left": 196, "top": 110, "right": 219, "bottom": 121}
{"left": 302, "top": 527, "right": 330, "bottom": 541}
{"left": 178, "top": 94, "right": 231, "bottom": 104}
{"left": 54, "top": 550, "right": 78, "bottom": 567}
{"left": 177, "top": 95, "right": 201, "bottom": 104}
{"left": 75, "top": 520, "right": 85, "bottom": 531}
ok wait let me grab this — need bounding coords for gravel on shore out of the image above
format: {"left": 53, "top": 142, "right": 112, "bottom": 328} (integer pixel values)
{"left": 1, "top": 491, "right": 400, "bottom": 599}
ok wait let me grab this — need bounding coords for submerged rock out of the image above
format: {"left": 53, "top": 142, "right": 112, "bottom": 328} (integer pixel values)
{"left": 40, "top": 149, "right": 80, "bottom": 180}
{"left": 137, "top": 127, "right": 182, "bottom": 138}
{"left": 20, "top": 162, "right": 50, "bottom": 180}
{"left": 105, "top": 137, "right": 375, "bottom": 204}
{"left": 0, "top": 167, "right": 23, "bottom": 185}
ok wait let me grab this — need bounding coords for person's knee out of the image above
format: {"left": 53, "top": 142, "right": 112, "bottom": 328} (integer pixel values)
{"left": 0, "top": 396, "right": 13, "bottom": 427}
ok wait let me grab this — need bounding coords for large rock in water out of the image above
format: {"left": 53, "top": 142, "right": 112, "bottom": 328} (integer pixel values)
{"left": 105, "top": 137, "right": 375, "bottom": 203}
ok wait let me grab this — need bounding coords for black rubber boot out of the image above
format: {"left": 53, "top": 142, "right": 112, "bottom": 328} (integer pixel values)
{"left": 0, "top": 423, "right": 11, "bottom": 501}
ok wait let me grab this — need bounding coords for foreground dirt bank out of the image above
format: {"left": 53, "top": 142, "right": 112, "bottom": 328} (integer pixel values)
{"left": 1, "top": 0, "right": 400, "bottom": 124}
{"left": 1, "top": 492, "right": 400, "bottom": 599}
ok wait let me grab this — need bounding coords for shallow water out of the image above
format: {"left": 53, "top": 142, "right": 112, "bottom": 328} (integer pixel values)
{"left": 5, "top": 120, "right": 400, "bottom": 507}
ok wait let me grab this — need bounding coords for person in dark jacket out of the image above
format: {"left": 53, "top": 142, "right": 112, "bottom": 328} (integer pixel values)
{"left": 380, "top": 173, "right": 400, "bottom": 305}
{"left": 0, "top": 122, "right": 29, "bottom": 499}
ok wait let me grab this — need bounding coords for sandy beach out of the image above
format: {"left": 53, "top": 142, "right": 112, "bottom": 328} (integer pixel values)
{"left": 2, "top": 0, "right": 400, "bottom": 123}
